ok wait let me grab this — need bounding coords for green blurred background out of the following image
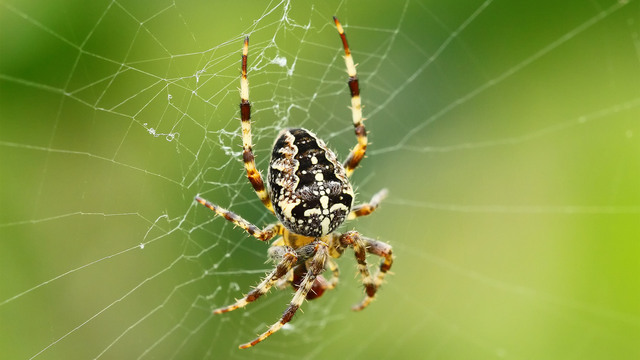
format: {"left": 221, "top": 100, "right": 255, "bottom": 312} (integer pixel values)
{"left": 1, "top": 0, "right": 639, "bottom": 359}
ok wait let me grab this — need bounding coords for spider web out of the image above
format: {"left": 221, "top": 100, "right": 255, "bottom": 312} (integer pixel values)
{"left": 1, "top": 0, "right": 639, "bottom": 359}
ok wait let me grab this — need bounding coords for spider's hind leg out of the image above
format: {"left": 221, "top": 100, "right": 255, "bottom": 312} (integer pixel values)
{"left": 239, "top": 37, "right": 274, "bottom": 213}
{"left": 334, "top": 16, "right": 367, "bottom": 178}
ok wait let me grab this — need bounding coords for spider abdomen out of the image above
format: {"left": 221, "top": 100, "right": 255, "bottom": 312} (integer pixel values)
{"left": 268, "top": 128, "right": 354, "bottom": 237}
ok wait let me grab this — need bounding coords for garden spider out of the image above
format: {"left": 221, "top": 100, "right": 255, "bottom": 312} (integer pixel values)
{"left": 195, "top": 17, "right": 393, "bottom": 349}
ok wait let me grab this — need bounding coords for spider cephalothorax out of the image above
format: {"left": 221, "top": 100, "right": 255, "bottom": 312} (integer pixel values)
{"left": 195, "top": 17, "right": 393, "bottom": 349}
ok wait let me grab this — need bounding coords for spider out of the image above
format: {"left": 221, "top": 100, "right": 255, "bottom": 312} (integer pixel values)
{"left": 195, "top": 17, "right": 393, "bottom": 349}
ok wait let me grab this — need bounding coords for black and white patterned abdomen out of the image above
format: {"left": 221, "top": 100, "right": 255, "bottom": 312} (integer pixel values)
{"left": 268, "top": 128, "right": 354, "bottom": 237}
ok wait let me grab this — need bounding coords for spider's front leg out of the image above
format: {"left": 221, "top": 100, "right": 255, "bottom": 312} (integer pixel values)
{"left": 289, "top": 258, "right": 339, "bottom": 301}
{"left": 239, "top": 241, "right": 329, "bottom": 349}
{"left": 214, "top": 246, "right": 298, "bottom": 314}
{"left": 362, "top": 236, "right": 393, "bottom": 294}
{"left": 273, "top": 257, "right": 339, "bottom": 300}
{"left": 335, "top": 231, "right": 393, "bottom": 311}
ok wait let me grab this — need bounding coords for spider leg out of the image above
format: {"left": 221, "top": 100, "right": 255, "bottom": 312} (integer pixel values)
{"left": 195, "top": 196, "right": 282, "bottom": 241}
{"left": 347, "top": 188, "right": 388, "bottom": 220}
{"left": 267, "top": 241, "right": 297, "bottom": 290}
{"left": 363, "top": 236, "right": 393, "bottom": 292}
{"left": 214, "top": 247, "right": 297, "bottom": 314}
{"left": 239, "top": 241, "right": 329, "bottom": 349}
{"left": 345, "top": 235, "right": 393, "bottom": 310}
{"left": 337, "top": 231, "right": 377, "bottom": 311}
{"left": 290, "top": 262, "right": 335, "bottom": 301}
{"left": 239, "top": 37, "right": 274, "bottom": 213}
{"left": 275, "top": 270, "right": 293, "bottom": 290}
{"left": 290, "top": 246, "right": 339, "bottom": 300}
{"left": 325, "top": 257, "right": 340, "bottom": 289}
{"left": 334, "top": 17, "right": 367, "bottom": 178}
{"left": 272, "top": 258, "right": 338, "bottom": 295}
